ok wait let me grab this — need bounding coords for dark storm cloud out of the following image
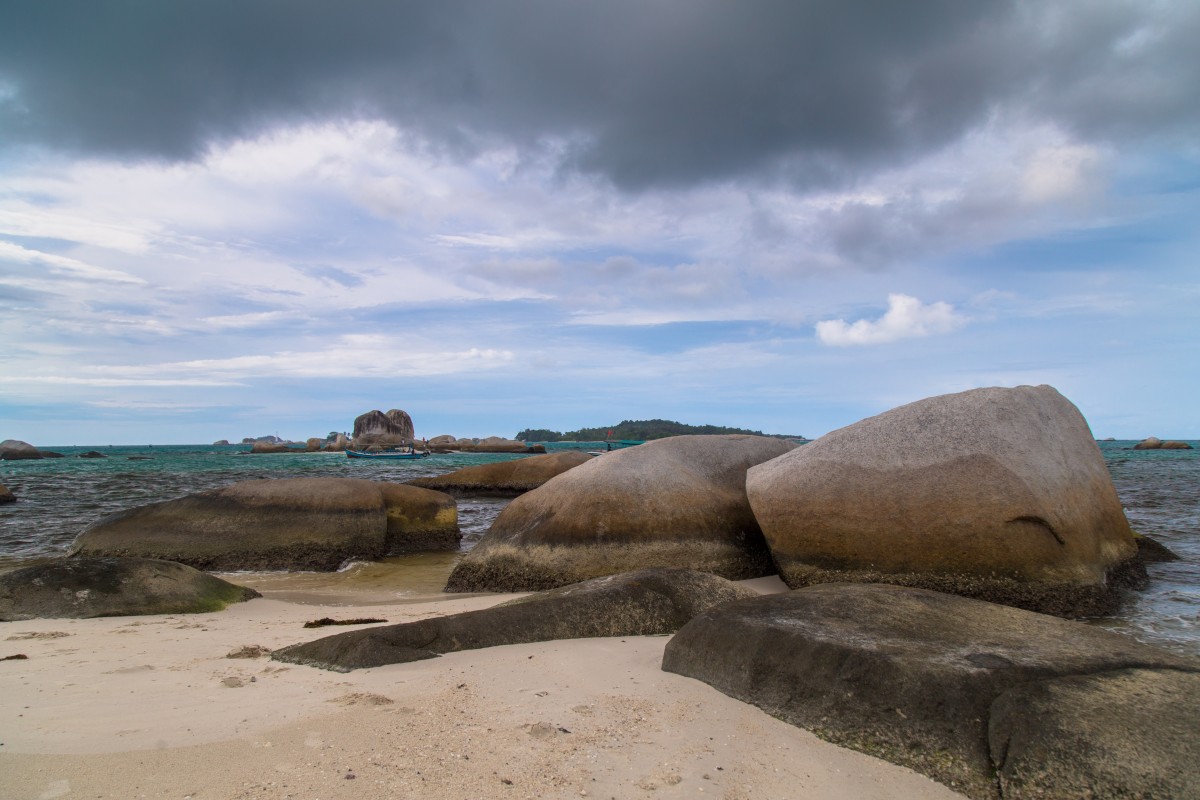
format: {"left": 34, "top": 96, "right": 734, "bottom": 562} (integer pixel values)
{"left": 1, "top": 0, "right": 1196, "bottom": 189}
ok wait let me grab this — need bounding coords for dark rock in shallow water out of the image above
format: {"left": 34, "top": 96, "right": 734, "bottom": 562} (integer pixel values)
{"left": 408, "top": 450, "right": 593, "bottom": 496}
{"left": 989, "top": 668, "right": 1200, "bottom": 800}
{"left": 0, "top": 483, "right": 14, "bottom": 504}
{"left": 273, "top": 567, "right": 757, "bottom": 672}
{"left": 78, "top": 450, "right": 107, "bottom": 458}
{"left": 0, "top": 557, "right": 259, "bottom": 620}
{"left": 1133, "top": 532, "right": 1179, "bottom": 562}
{"left": 662, "top": 583, "right": 1199, "bottom": 800}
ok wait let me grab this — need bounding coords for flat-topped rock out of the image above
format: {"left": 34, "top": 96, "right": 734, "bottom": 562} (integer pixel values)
{"left": 274, "top": 568, "right": 757, "bottom": 671}
{"left": 747, "top": 385, "right": 1139, "bottom": 616}
{"left": 70, "top": 478, "right": 459, "bottom": 570}
{"left": 990, "top": 667, "right": 1200, "bottom": 799}
{"left": 663, "top": 583, "right": 1200, "bottom": 799}
{"left": 408, "top": 451, "right": 593, "bottom": 496}
{"left": 0, "top": 557, "right": 260, "bottom": 620}
{"left": 445, "top": 435, "right": 794, "bottom": 592}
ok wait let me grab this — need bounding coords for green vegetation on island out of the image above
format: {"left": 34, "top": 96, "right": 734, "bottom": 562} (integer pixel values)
{"left": 515, "top": 419, "right": 804, "bottom": 442}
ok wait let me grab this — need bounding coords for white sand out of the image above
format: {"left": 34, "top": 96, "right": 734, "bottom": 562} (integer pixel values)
{"left": 1, "top": 578, "right": 965, "bottom": 800}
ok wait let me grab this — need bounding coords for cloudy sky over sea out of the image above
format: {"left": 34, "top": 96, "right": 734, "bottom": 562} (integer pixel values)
{"left": 2, "top": 1, "right": 1197, "bottom": 444}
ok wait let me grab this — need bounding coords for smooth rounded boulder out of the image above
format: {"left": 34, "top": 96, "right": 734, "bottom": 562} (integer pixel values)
{"left": 69, "top": 478, "right": 459, "bottom": 570}
{"left": 662, "top": 583, "right": 1200, "bottom": 800}
{"left": 274, "top": 567, "right": 758, "bottom": 671}
{"left": 0, "top": 483, "right": 14, "bottom": 504}
{"left": 445, "top": 435, "right": 795, "bottom": 592}
{"left": 0, "top": 439, "right": 42, "bottom": 460}
{"left": 747, "top": 385, "right": 1139, "bottom": 616}
{"left": 0, "top": 557, "right": 260, "bottom": 620}
{"left": 408, "top": 451, "right": 593, "bottom": 496}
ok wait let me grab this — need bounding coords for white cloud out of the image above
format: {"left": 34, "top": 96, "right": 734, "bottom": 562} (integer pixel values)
{"left": 0, "top": 240, "right": 145, "bottom": 284}
{"left": 815, "top": 294, "right": 967, "bottom": 346}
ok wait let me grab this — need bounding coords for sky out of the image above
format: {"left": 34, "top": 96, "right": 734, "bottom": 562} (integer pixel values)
{"left": 1, "top": 0, "right": 1198, "bottom": 445}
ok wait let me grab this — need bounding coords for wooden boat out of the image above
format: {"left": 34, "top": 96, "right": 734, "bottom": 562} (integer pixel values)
{"left": 346, "top": 449, "right": 430, "bottom": 460}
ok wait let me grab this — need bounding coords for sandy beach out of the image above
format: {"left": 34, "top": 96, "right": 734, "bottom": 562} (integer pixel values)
{"left": 0, "top": 576, "right": 966, "bottom": 800}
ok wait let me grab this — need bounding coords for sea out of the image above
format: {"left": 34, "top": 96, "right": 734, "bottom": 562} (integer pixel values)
{"left": 1, "top": 440, "right": 1196, "bottom": 654}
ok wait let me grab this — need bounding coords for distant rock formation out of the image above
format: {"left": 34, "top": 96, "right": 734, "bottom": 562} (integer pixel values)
{"left": 0, "top": 440, "right": 42, "bottom": 460}
{"left": 241, "top": 435, "right": 283, "bottom": 445}
{"left": 351, "top": 409, "right": 415, "bottom": 450}
{"left": 325, "top": 433, "right": 350, "bottom": 452}
{"left": 212, "top": 439, "right": 230, "bottom": 446}
{"left": 1134, "top": 436, "right": 1193, "bottom": 450}
{"left": 78, "top": 451, "right": 107, "bottom": 459}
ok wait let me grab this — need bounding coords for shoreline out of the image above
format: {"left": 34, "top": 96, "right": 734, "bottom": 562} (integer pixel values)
{"left": 2, "top": 579, "right": 964, "bottom": 800}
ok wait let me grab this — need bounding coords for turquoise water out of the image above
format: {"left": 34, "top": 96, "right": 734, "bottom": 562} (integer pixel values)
{"left": 1, "top": 440, "right": 1196, "bottom": 653}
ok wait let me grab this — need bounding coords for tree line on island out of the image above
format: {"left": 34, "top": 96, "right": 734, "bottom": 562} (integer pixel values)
{"left": 514, "top": 419, "right": 805, "bottom": 442}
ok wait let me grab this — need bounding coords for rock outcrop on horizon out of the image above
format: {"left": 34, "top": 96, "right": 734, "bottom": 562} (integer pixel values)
{"left": 662, "top": 583, "right": 1200, "bottom": 800}
{"left": 0, "top": 439, "right": 42, "bottom": 460}
{"left": 746, "top": 385, "right": 1140, "bottom": 616}
{"left": 0, "top": 483, "right": 14, "bottom": 504}
{"left": 350, "top": 409, "right": 415, "bottom": 450}
{"left": 70, "top": 478, "right": 459, "bottom": 571}
{"left": 0, "top": 557, "right": 260, "bottom": 620}
{"left": 212, "top": 439, "right": 230, "bottom": 445}
{"left": 274, "top": 568, "right": 757, "bottom": 671}
{"left": 422, "top": 435, "right": 544, "bottom": 454}
{"left": 444, "top": 435, "right": 795, "bottom": 592}
{"left": 409, "top": 451, "right": 593, "bottom": 496}
{"left": 1133, "top": 436, "right": 1193, "bottom": 450}
{"left": 250, "top": 441, "right": 304, "bottom": 453}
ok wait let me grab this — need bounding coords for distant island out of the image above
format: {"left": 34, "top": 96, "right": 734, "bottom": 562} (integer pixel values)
{"left": 515, "top": 419, "right": 805, "bottom": 442}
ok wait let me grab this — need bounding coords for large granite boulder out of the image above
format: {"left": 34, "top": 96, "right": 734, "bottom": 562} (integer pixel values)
{"left": 69, "top": 478, "right": 459, "bottom": 570}
{"left": 662, "top": 583, "right": 1200, "bottom": 800}
{"left": 0, "top": 483, "right": 14, "bottom": 504}
{"left": 324, "top": 433, "right": 350, "bottom": 452}
{"left": 351, "top": 409, "right": 415, "bottom": 449}
{"left": 989, "top": 667, "right": 1200, "bottom": 799}
{"left": 445, "top": 435, "right": 795, "bottom": 592}
{"left": 274, "top": 567, "right": 756, "bottom": 671}
{"left": 408, "top": 451, "right": 593, "bottom": 496}
{"left": 0, "top": 439, "right": 42, "bottom": 460}
{"left": 0, "top": 557, "right": 260, "bottom": 620}
{"left": 747, "top": 385, "right": 1139, "bottom": 616}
